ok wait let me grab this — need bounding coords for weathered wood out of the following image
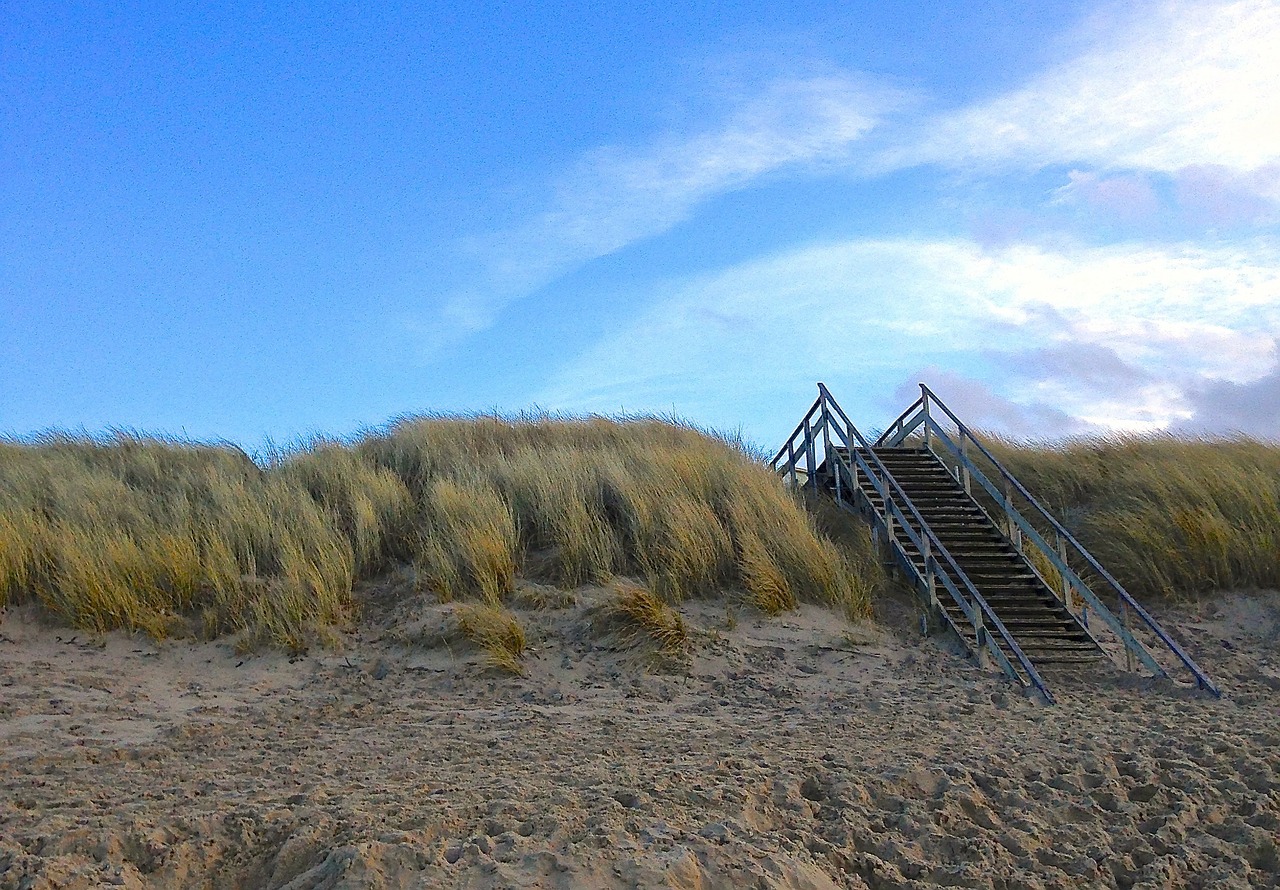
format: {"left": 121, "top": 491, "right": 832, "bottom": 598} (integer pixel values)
{"left": 780, "top": 382, "right": 1221, "bottom": 702}
{"left": 802, "top": 417, "right": 818, "bottom": 493}
{"left": 1057, "top": 535, "right": 1073, "bottom": 611}
{"left": 813, "top": 384, "right": 1053, "bottom": 703}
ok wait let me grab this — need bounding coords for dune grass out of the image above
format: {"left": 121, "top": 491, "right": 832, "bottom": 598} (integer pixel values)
{"left": 609, "top": 579, "right": 689, "bottom": 658}
{"left": 9, "top": 413, "right": 1266, "bottom": 652}
{"left": 0, "top": 435, "right": 355, "bottom": 650}
{"left": 456, "top": 603, "right": 527, "bottom": 674}
{"left": 987, "top": 434, "right": 1280, "bottom": 599}
{"left": 0, "top": 415, "right": 877, "bottom": 649}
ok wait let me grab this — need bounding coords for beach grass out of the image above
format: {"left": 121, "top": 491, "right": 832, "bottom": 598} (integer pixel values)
{"left": 609, "top": 579, "right": 690, "bottom": 657}
{"left": 456, "top": 603, "right": 527, "bottom": 674}
{"left": 0, "top": 415, "right": 876, "bottom": 648}
{"left": 4, "top": 413, "right": 1274, "bottom": 651}
{"left": 988, "top": 433, "right": 1280, "bottom": 599}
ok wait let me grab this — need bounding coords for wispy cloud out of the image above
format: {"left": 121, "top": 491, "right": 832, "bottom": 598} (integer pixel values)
{"left": 536, "top": 236, "right": 1280, "bottom": 437}
{"left": 885, "top": 0, "right": 1280, "bottom": 199}
{"left": 438, "top": 75, "right": 897, "bottom": 339}
{"left": 430, "top": 0, "right": 1280, "bottom": 408}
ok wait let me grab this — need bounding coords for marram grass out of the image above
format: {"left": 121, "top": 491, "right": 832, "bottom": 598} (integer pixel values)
{"left": 456, "top": 603, "right": 527, "bottom": 674}
{"left": 0, "top": 416, "right": 879, "bottom": 649}
{"left": 7, "top": 418, "right": 1268, "bottom": 651}
{"left": 987, "top": 433, "right": 1280, "bottom": 599}
{"left": 609, "top": 579, "right": 689, "bottom": 658}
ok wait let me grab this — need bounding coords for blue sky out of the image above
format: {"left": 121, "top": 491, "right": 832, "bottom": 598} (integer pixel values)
{"left": 3, "top": 0, "right": 1278, "bottom": 449}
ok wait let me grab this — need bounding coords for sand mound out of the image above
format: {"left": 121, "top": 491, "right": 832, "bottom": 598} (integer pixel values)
{"left": 2, "top": 584, "right": 1278, "bottom": 889}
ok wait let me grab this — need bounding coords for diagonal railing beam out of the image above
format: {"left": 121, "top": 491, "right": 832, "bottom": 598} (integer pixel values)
{"left": 925, "top": 422, "right": 1164, "bottom": 676}
{"left": 825, "top": 430, "right": 1028, "bottom": 686}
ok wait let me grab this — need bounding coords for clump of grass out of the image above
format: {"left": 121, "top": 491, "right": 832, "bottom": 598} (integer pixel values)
{"left": 274, "top": 442, "right": 412, "bottom": 575}
{"left": 736, "top": 531, "right": 796, "bottom": 614}
{"left": 412, "top": 476, "right": 517, "bottom": 604}
{"left": 609, "top": 580, "right": 689, "bottom": 657}
{"left": 801, "top": 491, "right": 885, "bottom": 619}
{"left": 985, "top": 433, "right": 1280, "bottom": 598}
{"left": 456, "top": 603, "right": 526, "bottom": 674}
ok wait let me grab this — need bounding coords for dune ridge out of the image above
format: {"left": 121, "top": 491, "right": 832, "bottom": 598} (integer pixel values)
{"left": 0, "top": 416, "right": 881, "bottom": 649}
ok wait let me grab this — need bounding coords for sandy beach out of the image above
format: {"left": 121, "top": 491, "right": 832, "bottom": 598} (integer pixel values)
{"left": 2, "top": 581, "right": 1278, "bottom": 889}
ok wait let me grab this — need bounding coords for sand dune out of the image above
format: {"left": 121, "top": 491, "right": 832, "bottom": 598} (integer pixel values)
{"left": 2, "top": 583, "right": 1278, "bottom": 889}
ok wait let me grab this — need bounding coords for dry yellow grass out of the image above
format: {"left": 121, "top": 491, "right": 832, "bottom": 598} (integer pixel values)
{"left": 609, "top": 580, "right": 689, "bottom": 657}
{"left": 801, "top": 491, "right": 890, "bottom": 618}
{"left": 0, "top": 435, "right": 353, "bottom": 651}
{"left": 0, "top": 414, "right": 879, "bottom": 648}
{"left": 986, "top": 433, "right": 1280, "bottom": 598}
{"left": 17, "top": 413, "right": 1266, "bottom": 650}
{"left": 456, "top": 603, "right": 527, "bottom": 674}
{"left": 357, "top": 414, "right": 874, "bottom": 616}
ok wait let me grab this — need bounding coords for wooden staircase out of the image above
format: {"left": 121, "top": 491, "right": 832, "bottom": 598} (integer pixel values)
{"left": 770, "top": 382, "right": 1221, "bottom": 703}
{"left": 841, "top": 446, "right": 1103, "bottom": 669}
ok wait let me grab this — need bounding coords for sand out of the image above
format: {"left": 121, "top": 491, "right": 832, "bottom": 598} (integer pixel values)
{"left": 2, "top": 579, "right": 1278, "bottom": 889}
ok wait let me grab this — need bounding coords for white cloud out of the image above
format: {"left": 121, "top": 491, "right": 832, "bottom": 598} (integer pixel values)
{"left": 959, "top": 241, "right": 1280, "bottom": 383}
{"left": 430, "top": 0, "right": 1280, "bottom": 360}
{"left": 536, "top": 237, "right": 1280, "bottom": 435}
{"left": 887, "top": 0, "right": 1280, "bottom": 197}
{"left": 439, "top": 75, "right": 894, "bottom": 339}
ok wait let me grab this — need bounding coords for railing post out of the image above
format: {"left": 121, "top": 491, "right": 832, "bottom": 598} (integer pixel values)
{"left": 923, "top": 537, "right": 939, "bottom": 625}
{"left": 883, "top": 501, "right": 898, "bottom": 578}
{"left": 820, "top": 399, "right": 833, "bottom": 493}
{"left": 824, "top": 395, "right": 845, "bottom": 504}
{"left": 921, "top": 384, "right": 931, "bottom": 451}
{"left": 1056, "top": 535, "right": 1074, "bottom": 611}
{"left": 1004, "top": 481, "right": 1022, "bottom": 552}
{"left": 972, "top": 606, "right": 988, "bottom": 668}
{"left": 803, "top": 417, "right": 818, "bottom": 493}
{"left": 1120, "top": 601, "right": 1136, "bottom": 672}
{"left": 883, "top": 476, "right": 897, "bottom": 543}
{"left": 786, "top": 440, "right": 797, "bottom": 487}
{"left": 960, "top": 433, "right": 972, "bottom": 495}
